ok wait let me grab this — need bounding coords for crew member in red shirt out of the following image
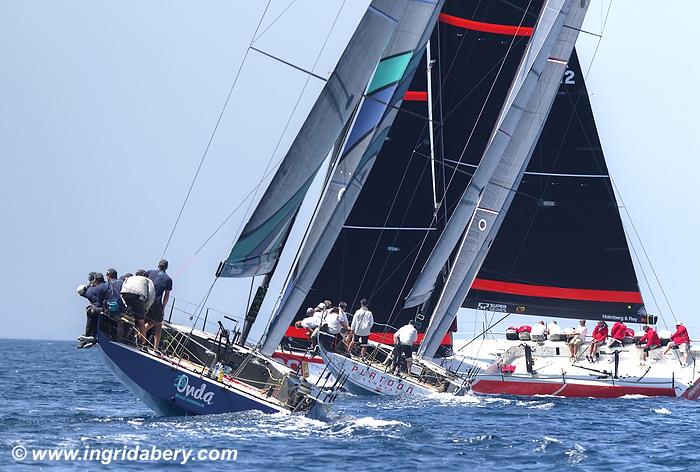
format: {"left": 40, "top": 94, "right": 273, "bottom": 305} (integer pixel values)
{"left": 662, "top": 321, "right": 692, "bottom": 366}
{"left": 607, "top": 321, "right": 627, "bottom": 348}
{"left": 638, "top": 325, "right": 661, "bottom": 363}
{"left": 587, "top": 321, "right": 608, "bottom": 362}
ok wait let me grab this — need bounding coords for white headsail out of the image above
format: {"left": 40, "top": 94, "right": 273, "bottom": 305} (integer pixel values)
{"left": 417, "top": 0, "right": 591, "bottom": 359}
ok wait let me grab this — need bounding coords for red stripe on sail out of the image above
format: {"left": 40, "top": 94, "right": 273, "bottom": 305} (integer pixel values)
{"left": 471, "top": 278, "right": 643, "bottom": 304}
{"left": 403, "top": 90, "right": 428, "bottom": 101}
{"left": 439, "top": 13, "right": 534, "bottom": 37}
{"left": 282, "top": 327, "right": 451, "bottom": 345}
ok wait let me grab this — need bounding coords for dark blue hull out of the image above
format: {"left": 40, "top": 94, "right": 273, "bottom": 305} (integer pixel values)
{"left": 96, "top": 330, "right": 285, "bottom": 416}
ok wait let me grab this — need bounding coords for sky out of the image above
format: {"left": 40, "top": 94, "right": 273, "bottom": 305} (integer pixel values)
{"left": 1, "top": 0, "right": 698, "bottom": 343}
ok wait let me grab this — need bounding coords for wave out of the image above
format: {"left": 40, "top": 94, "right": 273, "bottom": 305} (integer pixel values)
{"left": 565, "top": 444, "right": 587, "bottom": 464}
{"left": 653, "top": 407, "right": 672, "bottom": 415}
{"left": 516, "top": 400, "right": 555, "bottom": 410}
{"left": 352, "top": 417, "right": 409, "bottom": 428}
{"left": 427, "top": 392, "right": 481, "bottom": 405}
{"left": 534, "top": 436, "right": 560, "bottom": 453}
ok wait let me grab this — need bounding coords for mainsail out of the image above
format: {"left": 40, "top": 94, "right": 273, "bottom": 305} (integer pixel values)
{"left": 219, "top": 1, "right": 399, "bottom": 278}
{"left": 418, "top": 0, "right": 591, "bottom": 360}
{"left": 260, "top": 0, "right": 444, "bottom": 356}
{"left": 462, "top": 51, "right": 649, "bottom": 324}
{"left": 288, "top": 1, "right": 543, "bottom": 341}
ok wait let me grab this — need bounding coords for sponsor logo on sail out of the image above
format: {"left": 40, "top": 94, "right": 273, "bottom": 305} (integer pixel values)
{"left": 173, "top": 374, "right": 214, "bottom": 408}
{"left": 477, "top": 302, "right": 508, "bottom": 313}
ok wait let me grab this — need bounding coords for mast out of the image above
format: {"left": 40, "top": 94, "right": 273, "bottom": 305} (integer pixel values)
{"left": 220, "top": 0, "right": 400, "bottom": 345}
{"left": 418, "top": 0, "right": 591, "bottom": 360}
{"left": 426, "top": 40, "right": 438, "bottom": 212}
{"left": 260, "top": 0, "right": 444, "bottom": 356}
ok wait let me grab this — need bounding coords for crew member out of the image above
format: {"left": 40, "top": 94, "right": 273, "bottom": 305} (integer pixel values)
{"left": 587, "top": 321, "right": 608, "bottom": 362}
{"left": 547, "top": 321, "right": 563, "bottom": 341}
{"left": 392, "top": 320, "right": 418, "bottom": 375}
{"left": 568, "top": 320, "right": 587, "bottom": 360}
{"left": 530, "top": 321, "right": 546, "bottom": 342}
{"left": 338, "top": 301, "right": 351, "bottom": 348}
{"left": 638, "top": 325, "right": 661, "bottom": 363}
{"left": 349, "top": 299, "right": 374, "bottom": 358}
{"left": 608, "top": 321, "right": 627, "bottom": 348}
{"left": 663, "top": 321, "right": 691, "bottom": 366}
{"left": 77, "top": 272, "right": 108, "bottom": 349}
{"left": 104, "top": 268, "right": 124, "bottom": 315}
{"left": 146, "top": 259, "right": 173, "bottom": 350}
{"left": 295, "top": 307, "right": 317, "bottom": 334}
{"left": 121, "top": 269, "right": 155, "bottom": 345}
{"left": 322, "top": 307, "right": 344, "bottom": 351}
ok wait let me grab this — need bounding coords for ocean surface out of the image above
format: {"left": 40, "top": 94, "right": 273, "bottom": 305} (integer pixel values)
{"left": 1, "top": 339, "right": 697, "bottom": 471}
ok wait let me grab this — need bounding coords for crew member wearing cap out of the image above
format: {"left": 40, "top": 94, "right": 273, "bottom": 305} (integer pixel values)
{"left": 637, "top": 325, "right": 661, "bottom": 363}
{"left": 349, "top": 299, "right": 374, "bottom": 358}
{"left": 295, "top": 307, "right": 321, "bottom": 336}
{"left": 77, "top": 272, "right": 108, "bottom": 348}
{"left": 146, "top": 259, "right": 173, "bottom": 350}
{"left": 663, "top": 321, "right": 692, "bottom": 366}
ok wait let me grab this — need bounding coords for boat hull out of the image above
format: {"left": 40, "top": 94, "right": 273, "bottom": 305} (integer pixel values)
{"left": 97, "top": 329, "right": 287, "bottom": 416}
{"left": 470, "top": 376, "right": 678, "bottom": 398}
{"left": 320, "top": 349, "right": 434, "bottom": 396}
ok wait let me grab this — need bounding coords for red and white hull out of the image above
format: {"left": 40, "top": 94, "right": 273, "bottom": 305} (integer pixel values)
{"left": 460, "top": 339, "right": 700, "bottom": 400}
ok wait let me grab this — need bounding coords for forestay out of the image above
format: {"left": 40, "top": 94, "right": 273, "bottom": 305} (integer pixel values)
{"left": 417, "top": 0, "right": 591, "bottom": 360}
{"left": 261, "top": 0, "right": 444, "bottom": 356}
{"left": 219, "top": 1, "right": 399, "bottom": 278}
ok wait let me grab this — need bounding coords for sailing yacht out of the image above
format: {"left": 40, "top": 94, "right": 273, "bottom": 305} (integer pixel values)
{"left": 442, "top": 50, "right": 700, "bottom": 399}
{"left": 93, "top": 0, "right": 434, "bottom": 416}
{"left": 307, "top": 0, "right": 592, "bottom": 395}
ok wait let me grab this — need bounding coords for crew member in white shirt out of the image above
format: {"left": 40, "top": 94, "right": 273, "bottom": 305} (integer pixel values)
{"left": 321, "top": 307, "right": 346, "bottom": 351}
{"left": 568, "top": 320, "right": 587, "bottom": 360}
{"left": 349, "top": 299, "right": 374, "bottom": 358}
{"left": 392, "top": 320, "right": 418, "bottom": 374}
{"left": 547, "top": 320, "right": 563, "bottom": 341}
{"left": 338, "top": 301, "right": 351, "bottom": 349}
{"left": 295, "top": 308, "right": 319, "bottom": 333}
{"left": 530, "top": 320, "right": 546, "bottom": 341}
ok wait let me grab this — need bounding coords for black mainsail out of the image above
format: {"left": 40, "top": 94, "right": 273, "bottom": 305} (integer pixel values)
{"left": 462, "top": 51, "right": 649, "bottom": 325}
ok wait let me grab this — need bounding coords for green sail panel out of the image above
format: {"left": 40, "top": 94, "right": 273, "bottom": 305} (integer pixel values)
{"left": 220, "top": 1, "right": 399, "bottom": 278}
{"left": 367, "top": 51, "right": 413, "bottom": 94}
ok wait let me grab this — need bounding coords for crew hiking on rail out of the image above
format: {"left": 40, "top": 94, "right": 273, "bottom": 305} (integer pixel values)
{"left": 75, "top": 260, "right": 173, "bottom": 351}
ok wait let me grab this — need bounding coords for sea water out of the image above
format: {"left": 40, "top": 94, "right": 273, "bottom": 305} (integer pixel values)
{"left": 1, "top": 339, "right": 697, "bottom": 471}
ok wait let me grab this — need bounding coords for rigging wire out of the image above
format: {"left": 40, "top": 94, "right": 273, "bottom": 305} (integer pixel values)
{"left": 166, "top": 0, "right": 349, "bottom": 356}
{"left": 229, "top": 0, "right": 348, "bottom": 255}
{"left": 251, "top": 0, "right": 299, "bottom": 44}
{"left": 162, "top": 1, "right": 272, "bottom": 257}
